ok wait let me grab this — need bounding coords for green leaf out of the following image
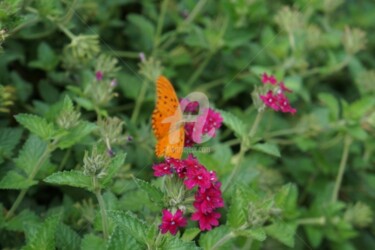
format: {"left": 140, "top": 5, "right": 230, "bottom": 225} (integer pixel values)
{"left": 56, "top": 121, "right": 97, "bottom": 149}
{"left": 265, "top": 222, "right": 297, "bottom": 248}
{"left": 14, "top": 135, "right": 49, "bottom": 176}
{"left": 106, "top": 226, "right": 143, "bottom": 250}
{"left": 28, "top": 42, "right": 59, "bottom": 71}
{"left": 55, "top": 223, "right": 81, "bottom": 250}
{"left": 227, "top": 193, "right": 247, "bottom": 229}
{"left": 345, "top": 96, "right": 375, "bottom": 120}
{"left": 318, "top": 93, "right": 340, "bottom": 119}
{"left": 160, "top": 235, "right": 201, "bottom": 250}
{"left": 274, "top": 183, "right": 298, "bottom": 217}
{"left": 23, "top": 214, "right": 60, "bottom": 250}
{"left": 0, "top": 127, "right": 23, "bottom": 163}
{"left": 108, "top": 210, "right": 148, "bottom": 245}
{"left": 0, "top": 170, "right": 37, "bottom": 189}
{"left": 132, "top": 178, "right": 163, "bottom": 206}
{"left": 44, "top": 170, "right": 92, "bottom": 191}
{"left": 199, "top": 226, "right": 231, "bottom": 250}
{"left": 81, "top": 234, "right": 106, "bottom": 250}
{"left": 237, "top": 228, "right": 266, "bottom": 241}
{"left": 181, "top": 228, "right": 201, "bottom": 242}
{"left": 126, "top": 14, "right": 155, "bottom": 51}
{"left": 304, "top": 226, "right": 323, "bottom": 248}
{"left": 100, "top": 153, "right": 126, "bottom": 187}
{"left": 4, "top": 209, "right": 40, "bottom": 232}
{"left": 15, "top": 114, "right": 55, "bottom": 140}
{"left": 219, "top": 110, "right": 245, "bottom": 139}
{"left": 251, "top": 143, "right": 281, "bottom": 157}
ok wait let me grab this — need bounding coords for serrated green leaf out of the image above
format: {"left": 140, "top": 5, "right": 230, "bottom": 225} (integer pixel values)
{"left": 237, "top": 228, "right": 266, "bottom": 241}
{"left": 15, "top": 114, "right": 55, "bottom": 140}
{"left": 345, "top": 96, "right": 375, "bottom": 120}
{"left": 160, "top": 234, "right": 201, "bottom": 250}
{"left": 106, "top": 226, "right": 143, "bottom": 250}
{"left": 56, "top": 121, "right": 97, "bottom": 149}
{"left": 318, "top": 93, "right": 340, "bottom": 119}
{"left": 274, "top": 183, "right": 298, "bottom": 217}
{"left": 304, "top": 226, "right": 323, "bottom": 248}
{"left": 219, "top": 110, "right": 245, "bottom": 139}
{"left": 0, "top": 127, "right": 23, "bottom": 162}
{"left": 101, "top": 153, "right": 126, "bottom": 187}
{"left": 81, "top": 234, "right": 106, "bottom": 250}
{"left": 14, "top": 135, "right": 49, "bottom": 176}
{"left": 227, "top": 195, "right": 246, "bottom": 229}
{"left": 133, "top": 178, "right": 163, "bottom": 206}
{"left": 44, "top": 170, "right": 92, "bottom": 191}
{"left": 181, "top": 228, "right": 201, "bottom": 242}
{"left": 251, "top": 142, "right": 281, "bottom": 157}
{"left": 108, "top": 210, "right": 148, "bottom": 245}
{"left": 28, "top": 42, "right": 59, "bottom": 71}
{"left": 23, "top": 214, "right": 60, "bottom": 250}
{"left": 0, "top": 170, "right": 37, "bottom": 189}
{"left": 4, "top": 209, "right": 40, "bottom": 232}
{"left": 55, "top": 223, "right": 81, "bottom": 250}
{"left": 265, "top": 222, "right": 297, "bottom": 248}
{"left": 199, "top": 226, "right": 231, "bottom": 250}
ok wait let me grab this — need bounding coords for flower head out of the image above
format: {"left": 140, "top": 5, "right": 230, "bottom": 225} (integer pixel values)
{"left": 95, "top": 71, "right": 103, "bottom": 81}
{"left": 160, "top": 209, "right": 187, "bottom": 235}
{"left": 191, "top": 210, "right": 221, "bottom": 231}
{"left": 262, "top": 73, "right": 277, "bottom": 85}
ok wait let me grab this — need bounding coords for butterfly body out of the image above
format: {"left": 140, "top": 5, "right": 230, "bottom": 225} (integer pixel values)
{"left": 152, "top": 76, "right": 184, "bottom": 159}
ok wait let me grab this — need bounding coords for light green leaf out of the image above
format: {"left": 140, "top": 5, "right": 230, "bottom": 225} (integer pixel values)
{"left": 4, "top": 210, "right": 40, "bottom": 232}
{"left": 318, "top": 93, "right": 340, "bottom": 119}
{"left": 346, "top": 96, "right": 375, "bottom": 120}
{"left": 81, "top": 234, "right": 106, "bottom": 250}
{"left": 101, "top": 153, "right": 126, "bottom": 187}
{"left": 237, "top": 228, "right": 266, "bottom": 241}
{"left": 106, "top": 226, "right": 143, "bottom": 250}
{"left": 23, "top": 214, "right": 60, "bottom": 250}
{"left": 108, "top": 210, "right": 148, "bottom": 245}
{"left": 0, "top": 171, "right": 37, "bottom": 190}
{"left": 265, "top": 222, "right": 297, "bottom": 248}
{"left": 56, "top": 121, "right": 97, "bottom": 149}
{"left": 132, "top": 178, "right": 163, "bottom": 206}
{"left": 251, "top": 143, "right": 281, "bottom": 157}
{"left": 227, "top": 194, "right": 246, "bottom": 229}
{"left": 55, "top": 223, "right": 81, "bottom": 250}
{"left": 274, "top": 183, "right": 298, "bottom": 216}
{"left": 14, "top": 135, "right": 49, "bottom": 176}
{"left": 199, "top": 226, "right": 231, "bottom": 250}
{"left": 44, "top": 170, "right": 92, "bottom": 191}
{"left": 219, "top": 110, "right": 245, "bottom": 139}
{"left": 181, "top": 228, "right": 201, "bottom": 242}
{"left": 160, "top": 235, "right": 201, "bottom": 250}
{"left": 15, "top": 114, "right": 55, "bottom": 140}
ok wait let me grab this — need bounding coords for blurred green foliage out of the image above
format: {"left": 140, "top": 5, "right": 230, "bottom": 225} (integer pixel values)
{"left": 0, "top": 0, "right": 375, "bottom": 249}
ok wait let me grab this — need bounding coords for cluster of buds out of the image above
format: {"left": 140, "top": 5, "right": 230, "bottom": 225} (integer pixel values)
{"left": 154, "top": 154, "right": 224, "bottom": 235}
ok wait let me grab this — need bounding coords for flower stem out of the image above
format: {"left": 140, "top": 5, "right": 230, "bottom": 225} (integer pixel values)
{"left": 153, "top": 0, "right": 169, "bottom": 53}
{"left": 6, "top": 142, "right": 54, "bottom": 219}
{"left": 57, "top": 24, "right": 76, "bottom": 40}
{"left": 297, "top": 216, "right": 326, "bottom": 225}
{"left": 186, "top": 52, "right": 213, "bottom": 86}
{"left": 131, "top": 80, "right": 148, "bottom": 124}
{"left": 93, "top": 177, "right": 109, "bottom": 239}
{"left": 222, "top": 111, "right": 264, "bottom": 192}
{"left": 331, "top": 135, "right": 352, "bottom": 203}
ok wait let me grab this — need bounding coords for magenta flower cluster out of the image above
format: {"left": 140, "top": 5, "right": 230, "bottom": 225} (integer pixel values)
{"left": 153, "top": 154, "right": 224, "bottom": 234}
{"left": 259, "top": 73, "right": 297, "bottom": 114}
{"left": 180, "top": 99, "right": 223, "bottom": 147}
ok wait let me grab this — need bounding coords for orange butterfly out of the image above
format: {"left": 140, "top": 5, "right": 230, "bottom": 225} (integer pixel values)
{"left": 152, "top": 76, "right": 185, "bottom": 159}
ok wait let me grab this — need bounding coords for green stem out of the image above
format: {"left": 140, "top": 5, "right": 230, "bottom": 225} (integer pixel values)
{"left": 297, "top": 216, "right": 326, "bottom": 225}
{"left": 331, "top": 135, "right": 352, "bottom": 203}
{"left": 186, "top": 52, "right": 213, "bottom": 86}
{"left": 153, "top": 0, "right": 169, "bottom": 53}
{"left": 6, "top": 142, "right": 54, "bottom": 219}
{"left": 93, "top": 177, "right": 109, "bottom": 239}
{"left": 58, "top": 149, "right": 71, "bottom": 171}
{"left": 105, "top": 50, "right": 140, "bottom": 58}
{"left": 222, "top": 111, "right": 264, "bottom": 192}
{"left": 131, "top": 80, "right": 148, "bottom": 124}
{"left": 58, "top": 24, "right": 76, "bottom": 40}
{"left": 184, "top": 0, "right": 208, "bottom": 26}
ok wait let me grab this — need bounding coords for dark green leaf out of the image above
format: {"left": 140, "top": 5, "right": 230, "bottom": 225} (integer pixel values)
{"left": 106, "top": 226, "right": 143, "bottom": 250}
{"left": 101, "top": 153, "right": 126, "bottom": 187}
{"left": 132, "top": 178, "right": 163, "bottom": 206}
{"left": 55, "top": 223, "right": 81, "bottom": 250}
{"left": 15, "top": 114, "right": 55, "bottom": 140}
{"left": 265, "top": 222, "right": 297, "bottom": 247}
{"left": 44, "top": 170, "right": 92, "bottom": 191}
{"left": 251, "top": 143, "right": 281, "bottom": 157}
{"left": 81, "top": 234, "right": 106, "bottom": 250}
{"left": 0, "top": 170, "right": 37, "bottom": 189}
{"left": 219, "top": 110, "right": 245, "bottom": 139}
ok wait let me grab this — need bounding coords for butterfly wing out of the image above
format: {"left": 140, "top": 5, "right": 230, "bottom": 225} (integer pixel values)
{"left": 152, "top": 76, "right": 184, "bottom": 159}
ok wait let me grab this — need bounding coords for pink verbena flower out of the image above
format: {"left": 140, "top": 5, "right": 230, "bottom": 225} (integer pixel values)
{"left": 95, "top": 71, "right": 103, "bottom": 81}
{"left": 180, "top": 98, "right": 223, "bottom": 147}
{"left": 259, "top": 73, "right": 297, "bottom": 114}
{"left": 191, "top": 210, "right": 221, "bottom": 231}
{"left": 194, "top": 182, "right": 224, "bottom": 213}
{"left": 160, "top": 209, "right": 187, "bottom": 235}
{"left": 260, "top": 91, "right": 280, "bottom": 111}
{"left": 152, "top": 162, "right": 173, "bottom": 177}
{"left": 261, "top": 73, "right": 277, "bottom": 85}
